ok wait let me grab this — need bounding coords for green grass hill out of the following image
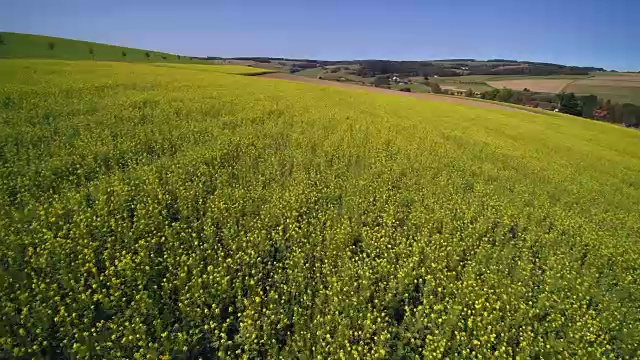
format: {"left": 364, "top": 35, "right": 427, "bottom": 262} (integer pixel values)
{"left": 0, "top": 32, "right": 190, "bottom": 62}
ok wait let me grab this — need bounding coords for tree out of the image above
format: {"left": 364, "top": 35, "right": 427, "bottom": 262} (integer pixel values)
{"left": 145, "top": 52, "right": 151, "bottom": 60}
{"left": 481, "top": 89, "right": 500, "bottom": 100}
{"left": 556, "top": 92, "right": 582, "bottom": 116}
{"left": 621, "top": 103, "right": 640, "bottom": 126}
{"left": 509, "top": 91, "right": 524, "bottom": 104}
{"left": 88, "top": 47, "right": 95, "bottom": 58}
{"left": 521, "top": 90, "right": 533, "bottom": 105}
{"left": 496, "top": 88, "right": 514, "bottom": 103}
{"left": 373, "top": 75, "right": 390, "bottom": 87}
{"left": 578, "top": 95, "right": 598, "bottom": 118}
{"left": 122, "top": 51, "right": 127, "bottom": 58}
{"left": 430, "top": 82, "right": 442, "bottom": 94}
{"left": 48, "top": 42, "right": 55, "bottom": 50}
{"left": 609, "top": 103, "right": 624, "bottom": 123}
{"left": 0, "top": 34, "right": 5, "bottom": 46}
{"left": 465, "top": 88, "right": 474, "bottom": 97}
{"left": 177, "top": 55, "right": 181, "bottom": 60}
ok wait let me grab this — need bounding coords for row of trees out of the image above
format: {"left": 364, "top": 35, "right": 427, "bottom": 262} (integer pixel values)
{"left": 478, "top": 88, "right": 640, "bottom": 127}
{"left": 41, "top": 41, "right": 186, "bottom": 61}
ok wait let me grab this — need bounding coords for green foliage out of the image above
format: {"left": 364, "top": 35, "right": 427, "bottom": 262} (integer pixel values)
{"left": 578, "top": 95, "right": 598, "bottom": 118}
{"left": 496, "top": 88, "right": 515, "bottom": 103}
{"left": 88, "top": 47, "right": 95, "bottom": 56}
{"left": 557, "top": 92, "right": 583, "bottom": 116}
{"left": 122, "top": 50, "right": 127, "bottom": 58}
{"left": 373, "top": 75, "right": 390, "bottom": 87}
{"left": 465, "top": 88, "right": 474, "bottom": 97}
{"left": 0, "top": 34, "right": 5, "bottom": 46}
{"left": 481, "top": 88, "right": 500, "bottom": 100}
{"left": 48, "top": 41, "right": 55, "bottom": 50}
{"left": 145, "top": 52, "right": 151, "bottom": 59}
{"left": 1, "top": 60, "right": 640, "bottom": 358}
{"left": 429, "top": 82, "right": 442, "bottom": 94}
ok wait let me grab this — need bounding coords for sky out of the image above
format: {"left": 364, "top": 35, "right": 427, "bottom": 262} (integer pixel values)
{"left": 2, "top": 0, "right": 639, "bottom": 71}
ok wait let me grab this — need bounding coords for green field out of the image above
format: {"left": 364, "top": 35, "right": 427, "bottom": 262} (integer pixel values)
{"left": 430, "top": 78, "right": 495, "bottom": 93}
{"left": 565, "top": 83, "right": 640, "bottom": 105}
{"left": 0, "top": 32, "right": 194, "bottom": 62}
{"left": 389, "top": 83, "right": 431, "bottom": 93}
{"left": 1, "top": 59, "right": 640, "bottom": 358}
{"left": 293, "top": 67, "right": 325, "bottom": 77}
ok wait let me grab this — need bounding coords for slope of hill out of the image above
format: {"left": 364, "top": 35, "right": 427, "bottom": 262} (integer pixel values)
{"left": 565, "top": 73, "right": 640, "bottom": 105}
{"left": 1, "top": 59, "right": 639, "bottom": 358}
{"left": 0, "top": 32, "right": 190, "bottom": 62}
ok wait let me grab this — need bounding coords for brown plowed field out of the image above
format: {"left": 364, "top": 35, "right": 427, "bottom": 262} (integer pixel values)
{"left": 258, "top": 73, "right": 529, "bottom": 112}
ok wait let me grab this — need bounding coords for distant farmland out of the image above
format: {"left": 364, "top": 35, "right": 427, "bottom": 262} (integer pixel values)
{"left": 486, "top": 79, "right": 575, "bottom": 93}
{"left": 565, "top": 74, "right": 640, "bottom": 104}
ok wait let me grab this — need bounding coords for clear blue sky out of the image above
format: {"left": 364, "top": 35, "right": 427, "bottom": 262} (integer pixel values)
{"left": 2, "top": 0, "right": 639, "bottom": 70}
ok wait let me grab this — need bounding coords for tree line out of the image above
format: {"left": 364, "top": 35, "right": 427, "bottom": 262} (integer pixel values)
{"left": 477, "top": 88, "right": 640, "bottom": 127}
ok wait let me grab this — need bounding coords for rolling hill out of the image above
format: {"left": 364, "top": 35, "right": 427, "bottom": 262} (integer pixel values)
{"left": 0, "top": 32, "right": 190, "bottom": 62}
{"left": 1, "top": 58, "right": 639, "bottom": 358}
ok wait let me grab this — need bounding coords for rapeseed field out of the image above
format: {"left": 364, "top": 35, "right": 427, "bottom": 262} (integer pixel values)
{"left": 1, "top": 60, "right": 639, "bottom": 358}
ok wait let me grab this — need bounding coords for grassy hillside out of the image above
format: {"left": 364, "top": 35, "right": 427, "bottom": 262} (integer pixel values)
{"left": 565, "top": 74, "right": 640, "bottom": 105}
{"left": 566, "top": 83, "right": 640, "bottom": 105}
{"left": 1, "top": 59, "right": 639, "bottom": 358}
{"left": 0, "top": 32, "right": 192, "bottom": 62}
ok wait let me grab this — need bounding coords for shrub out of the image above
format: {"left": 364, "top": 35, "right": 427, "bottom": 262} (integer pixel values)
{"left": 122, "top": 51, "right": 127, "bottom": 58}
{"left": 399, "top": 87, "right": 411, "bottom": 92}
{"left": 496, "top": 88, "right": 514, "bottom": 103}
{"left": 556, "top": 92, "right": 582, "bottom": 116}
{"left": 88, "top": 47, "right": 94, "bottom": 57}
{"left": 373, "top": 75, "right": 390, "bottom": 87}
{"left": 48, "top": 42, "right": 55, "bottom": 50}
{"left": 430, "top": 82, "right": 443, "bottom": 94}
{"left": 0, "top": 34, "right": 5, "bottom": 46}
{"left": 145, "top": 52, "right": 151, "bottom": 60}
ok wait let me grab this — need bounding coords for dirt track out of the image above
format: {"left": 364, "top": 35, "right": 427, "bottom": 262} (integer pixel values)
{"left": 258, "top": 73, "right": 527, "bottom": 112}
